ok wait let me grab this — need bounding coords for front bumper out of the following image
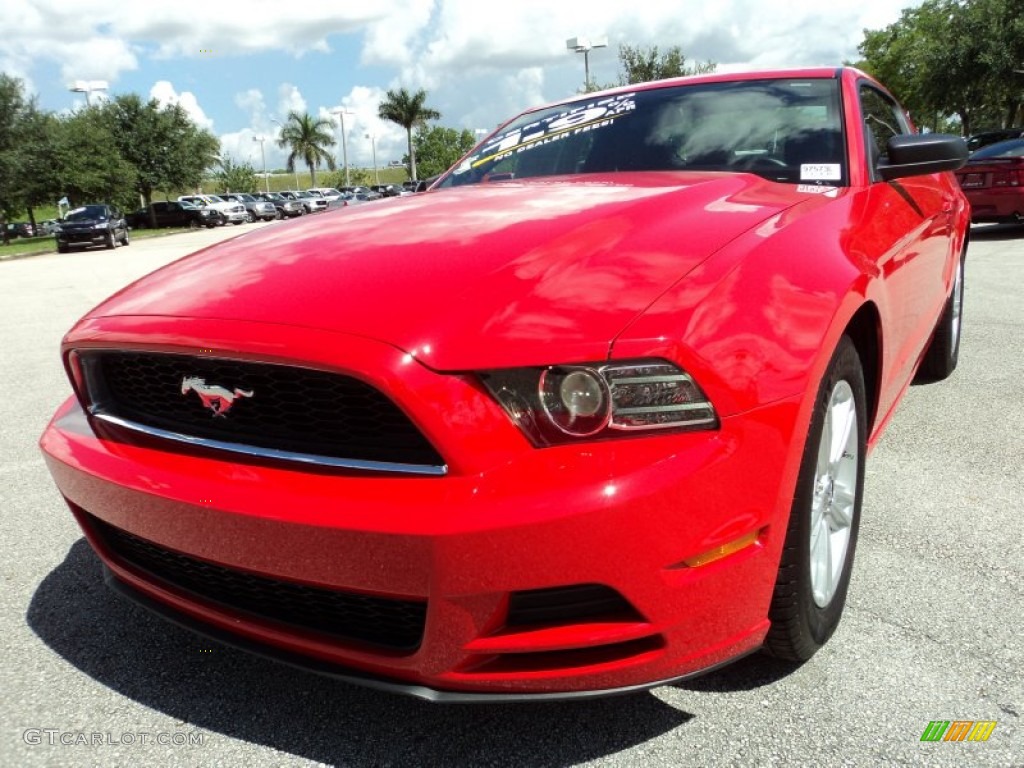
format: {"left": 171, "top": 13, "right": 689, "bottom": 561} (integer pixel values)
{"left": 40, "top": 323, "right": 801, "bottom": 697}
{"left": 57, "top": 229, "right": 110, "bottom": 246}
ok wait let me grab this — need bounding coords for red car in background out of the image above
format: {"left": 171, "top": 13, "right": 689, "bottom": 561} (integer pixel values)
{"left": 40, "top": 67, "right": 968, "bottom": 700}
{"left": 955, "top": 138, "right": 1024, "bottom": 224}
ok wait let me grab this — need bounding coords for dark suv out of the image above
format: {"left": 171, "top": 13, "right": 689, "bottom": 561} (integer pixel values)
{"left": 56, "top": 205, "right": 129, "bottom": 252}
{"left": 126, "top": 201, "right": 220, "bottom": 230}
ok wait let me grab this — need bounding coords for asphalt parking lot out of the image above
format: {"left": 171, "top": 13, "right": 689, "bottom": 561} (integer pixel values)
{"left": 1, "top": 221, "right": 1021, "bottom": 767}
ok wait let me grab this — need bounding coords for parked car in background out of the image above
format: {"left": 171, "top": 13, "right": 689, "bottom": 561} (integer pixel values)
{"left": 338, "top": 191, "right": 373, "bottom": 205}
{"left": 38, "top": 219, "right": 62, "bottom": 235}
{"left": 341, "top": 185, "right": 380, "bottom": 200}
{"left": 370, "top": 184, "right": 402, "bottom": 197}
{"left": 955, "top": 137, "right": 1024, "bottom": 223}
{"left": 126, "top": 201, "right": 220, "bottom": 230}
{"left": 280, "top": 190, "right": 328, "bottom": 213}
{"left": 220, "top": 193, "right": 278, "bottom": 223}
{"left": 4, "top": 221, "right": 36, "bottom": 238}
{"left": 256, "top": 192, "right": 304, "bottom": 218}
{"left": 55, "top": 204, "right": 128, "bottom": 252}
{"left": 39, "top": 67, "right": 969, "bottom": 700}
{"left": 307, "top": 188, "right": 344, "bottom": 202}
{"left": 177, "top": 194, "right": 248, "bottom": 225}
{"left": 966, "top": 127, "right": 1024, "bottom": 154}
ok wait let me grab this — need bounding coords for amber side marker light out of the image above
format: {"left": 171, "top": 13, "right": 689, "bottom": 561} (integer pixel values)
{"left": 682, "top": 530, "right": 761, "bottom": 568}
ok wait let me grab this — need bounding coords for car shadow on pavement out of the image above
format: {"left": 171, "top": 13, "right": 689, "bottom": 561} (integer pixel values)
{"left": 672, "top": 654, "right": 800, "bottom": 693}
{"left": 28, "top": 540, "right": 692, "bottom": 766}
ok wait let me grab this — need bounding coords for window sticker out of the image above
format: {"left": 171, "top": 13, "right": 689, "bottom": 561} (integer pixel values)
{"left": 800, "top": 164, "right": 841, "bottom": 181}
{"left": 452, "top": 93, "right": 637, "bottom": 175}
{"left": 796, "top": 184, "right": 840, "bottom": 198}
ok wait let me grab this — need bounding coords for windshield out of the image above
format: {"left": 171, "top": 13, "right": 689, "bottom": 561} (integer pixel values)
{"left": 971, "top": 139, "right": 1024, "bottom": 159}
{"left": 440, "top": 78, "right": 846, "bottom": 187}
{"left": 65, "top": 205, "right": 108, "bottom": 221}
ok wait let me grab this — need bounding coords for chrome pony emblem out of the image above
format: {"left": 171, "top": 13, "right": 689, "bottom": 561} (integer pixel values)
{"left": 181, "top": 376, "right": 254, "bottom": 417}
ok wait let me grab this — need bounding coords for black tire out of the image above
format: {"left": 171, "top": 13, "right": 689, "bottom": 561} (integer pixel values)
{"left": 121, "top": 229, "right": 130, "bottom": 246}
{"left": 916, "top": 251, "right": 965, "bottom": 382}
{"left": 57, "top": 242, "right": 69, "bottom": 254}
{"left": 246, "top": 212, "right": 255, "bottom": 223}
{"left": 104, "top": 230, "right": 116, "bottom": 249}
{"left": 764, "top": 335, "right": 866, "bottom": 662}
{"left": 274, "top": 209, "right": 282, "bottom": 220}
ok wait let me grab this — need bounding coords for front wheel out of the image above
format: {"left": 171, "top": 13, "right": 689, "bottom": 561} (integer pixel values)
{"left": 916, "top": 251, "right": 965, "bottom": 382}
{"left": 246, "top": 212, "right": 255, "bottom": 223}
{"left": 120, "top": 229, "right": 130, "bottom": 246}
{"left": 764, "top": 335, "right": 866, "bottom": 662}
{"left": 104, "top": 230, "right": 116, "bottom": 249}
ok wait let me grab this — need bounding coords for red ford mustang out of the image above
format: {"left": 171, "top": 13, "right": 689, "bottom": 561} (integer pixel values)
{"left": 40, "top": 67, "right": 969, "bottom": 700}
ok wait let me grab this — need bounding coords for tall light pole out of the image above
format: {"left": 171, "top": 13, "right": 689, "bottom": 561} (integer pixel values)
{"left": 252, "top": 135, "right": 269, "bottom": 193}
{"left": 566, "top": 36, "right": 607, "bottom": 90}
{"left": 365, "top": 133, "right": 379, "bottom": 185}
{"left": 331, "top": 109, "right": 353, "bottom": 187}
{"left": 270, "top": 118, "right": 300, "bottom": 189}
{"left": 69, "top": 80, "right": 108, "bottom": 107}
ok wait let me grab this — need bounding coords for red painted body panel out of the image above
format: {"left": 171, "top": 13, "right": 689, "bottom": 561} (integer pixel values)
{"left": 40, "top": 67, "right": 970, "bottom": 697}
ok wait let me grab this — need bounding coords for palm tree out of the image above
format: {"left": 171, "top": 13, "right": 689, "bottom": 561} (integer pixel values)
{"left": 377, "top": 88, "right": 440, "bottom": 181}
{"left": 275, "top": 111, "right": 336, "bottom": 187}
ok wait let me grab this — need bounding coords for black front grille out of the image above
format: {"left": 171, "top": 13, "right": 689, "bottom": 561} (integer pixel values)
{"left": 88, "top": 514, "right": 427, "bottom": 652}
{"left": 85, "top": 351, "right": 443, "bottom": 468}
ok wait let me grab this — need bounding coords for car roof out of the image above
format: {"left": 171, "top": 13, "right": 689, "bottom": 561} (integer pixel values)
{"left": 514, "top": 66, "right": 847, "bottom": 118}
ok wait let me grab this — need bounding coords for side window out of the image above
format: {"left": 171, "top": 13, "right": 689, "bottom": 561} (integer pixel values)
{"left": 859, "top": 86, "right": 909, "bottom": 177}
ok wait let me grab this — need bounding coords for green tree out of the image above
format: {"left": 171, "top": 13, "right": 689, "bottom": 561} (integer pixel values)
{"left": 408, "top": 125, "right": 476, "bottom": 180}
{"left": 52, "top": 107, "right": 138, "bottom": 212}
{"left": 214, "top": 157, "right": 259, "bottom": 193}
{"left": 102, "top": 94, "right": 220, "bottom": 224}
{"left": 15, "top": 106, "right": 63, "bottom": 228}
{"left": 276, "top": 111, "right": 336, "bottom": 187}
{"left": 616, "top": 44, "right": 716, "bottom": 85}
{"left": 328, "top": 167, "right": 374, "bottom": 187}
{"left": 378, "top": 88, "right": 441, "bottom": 181}
{"left": 0, "top": 74, "right": 28, "bottom": 243}
{"left": 856, "top": 0, "right": 1024, "bottom": 134}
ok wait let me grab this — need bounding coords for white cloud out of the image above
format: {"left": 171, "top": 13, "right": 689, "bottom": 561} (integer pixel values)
{"left": 277, "top": 84, "right": 307, "bottom": 119}
{"left": 2, "top": 0, "right": 922, "bottom": 173}
{"left": 149, "top": 81, "right": 214, "bottom": 130}
{"left": 325, "top": 86, "right": 408, "bottom": 168}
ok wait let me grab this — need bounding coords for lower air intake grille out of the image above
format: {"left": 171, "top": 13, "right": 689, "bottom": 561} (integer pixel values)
{"left": 507, "top": 584, "right": 640, "bottom": 627}
{"left": 88, "top": 515, "right": 427, "bottom": 652}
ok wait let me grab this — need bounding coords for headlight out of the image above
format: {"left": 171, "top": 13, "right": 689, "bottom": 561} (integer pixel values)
{"left": 92, "top": 222, "right": 107, "bottom": 229}
{"left": 481, "top": 359, "right": 717, "bottom": 446}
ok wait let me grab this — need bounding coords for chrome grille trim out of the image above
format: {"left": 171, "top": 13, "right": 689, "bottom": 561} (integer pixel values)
{"left": 92, "top": 411, "right": 449, "bottom": 476}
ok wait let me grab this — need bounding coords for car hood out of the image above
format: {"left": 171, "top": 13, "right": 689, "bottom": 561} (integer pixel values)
{"left": 87, "top": 175, "right": 813, "bottom": 369}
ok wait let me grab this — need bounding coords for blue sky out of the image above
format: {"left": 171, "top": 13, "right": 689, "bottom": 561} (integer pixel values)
{"left": 2, "top": 0, "right": 920, "bottom": 171}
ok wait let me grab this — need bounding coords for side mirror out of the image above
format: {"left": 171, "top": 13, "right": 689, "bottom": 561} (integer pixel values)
{"left": 878, "top": 134, "right": 967, "bottom": 181}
